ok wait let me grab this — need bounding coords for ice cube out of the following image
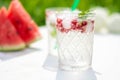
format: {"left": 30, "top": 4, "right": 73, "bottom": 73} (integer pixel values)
{"left": 62, "top": 18, "right": 71, "bottom": 29}
{"left": 57, "top": 11, "right": 79, "bottom": 29}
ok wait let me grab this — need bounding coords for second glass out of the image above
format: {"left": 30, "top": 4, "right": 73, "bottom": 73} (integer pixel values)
{"left": 43, "top": 7, "right": 70, "bottom": 71}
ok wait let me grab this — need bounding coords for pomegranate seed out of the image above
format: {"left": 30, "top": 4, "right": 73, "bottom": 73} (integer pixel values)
{"left": 71, "top": 19, "right": 77, "bottom": 25}
{"left": 57, "top": 18, "right": 62, "bottom": 23}
{"left": 82, "top": 21, "right": 87, "bottom": 26}
{"left": 71, "top": 24, "right": 75, "bottom": 29}
{"left": 56, "top": 23, "right": 63, "bottom": 27}
{"left": 81, "top": 28, "right": 85, "bottom": 33}
{"left": 65, "top": 29, "right": 69, "bottom": 33}
{"left": 61, "top": 28, "right": 65, "bottom": 32}
{"left": 91, "top": 20, "right": 94, "bottom": 24}
{"left": 73, "top": 27, "right": 76, "bottom": 30}
{"left": 76, "top": 23, "right": 82, "bottom": 30}
{"left": 81, "top": 26, "right": 87, "bottom": 33}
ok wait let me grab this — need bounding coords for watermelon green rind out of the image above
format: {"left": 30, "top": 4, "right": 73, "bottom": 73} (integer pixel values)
{"left": 26, "top": 35, "right": 41, "bottom": 46}
{"left": 0, "top": 7, "right": 26, "bottom": 51}
{"left": 0, "top": 43, "right": 26, "bottom": 52}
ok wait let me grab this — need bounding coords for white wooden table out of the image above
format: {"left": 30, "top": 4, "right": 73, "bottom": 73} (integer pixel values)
{"left": 0, "top": 27, "right": 120, "bottom": 80}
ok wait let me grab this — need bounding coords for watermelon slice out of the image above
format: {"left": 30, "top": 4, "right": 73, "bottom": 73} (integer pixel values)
{"left": 0, "top": 7, "right": 26, "bottom": 51}
{"left": 8, "top": 0, "right": 41, "bottom": 45}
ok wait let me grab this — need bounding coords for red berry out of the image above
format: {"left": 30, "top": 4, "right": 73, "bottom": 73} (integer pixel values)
{"left": 82, "top": 21, "right": 87, "bottom": 26}
{"left": 76, "top": 23, "right": 82, "bottom": 30}
{"left": 71, "top": 24, "right": 75, "bottom": 29}
{"left": 71, "top": 21, "right": 79, "bottom": 30}
{"left": 61, "top": 28, "right": 65, "bottom": 32}
{"left": 73, "top": 27, "right": 76, "bottom": 30}
{"left": 65, "top": 29, "right": 69, "bottom": 33}
{"left": 71, "top": 19, "right": 77, "bottom": 25}
{"left": 81, "top": 27, "right": 86, "bottom": 33}
{"left": 91, "top": 20, "right": 94, "bottom": 24}
{"left": 57, "top": 18, "right": 62, "bottom": 23}
{"left": 56, "top": 23, "right": 63, "bottom": 27}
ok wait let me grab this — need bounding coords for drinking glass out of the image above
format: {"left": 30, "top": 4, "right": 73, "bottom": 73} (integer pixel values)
{"left": 56, "top": 11, "right": 95, "bottom": 71}
{"left": 43, "top": 7, "right": 70, "bottom": 71}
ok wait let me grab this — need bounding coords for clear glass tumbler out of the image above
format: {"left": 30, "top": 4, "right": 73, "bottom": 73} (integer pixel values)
{"left": 43, "top": 7, "right": 70, "bottom": 71}
{"left": 56, "top": 11, "right": 95, "bottom": 71}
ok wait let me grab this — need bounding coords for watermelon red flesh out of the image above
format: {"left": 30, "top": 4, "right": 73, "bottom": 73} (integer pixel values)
{"left": 0, "top": 7, "right": 7, "bottom": 24}
{"left": 8, "top": 0, "right": 41, "bottom": 45}
{"left": 0, "top": 7, "right": 25, "bottom": 51}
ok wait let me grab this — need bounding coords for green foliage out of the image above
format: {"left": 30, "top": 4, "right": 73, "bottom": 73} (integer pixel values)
{"left": 0, "top": 0, "right": 120, "bottom": 26}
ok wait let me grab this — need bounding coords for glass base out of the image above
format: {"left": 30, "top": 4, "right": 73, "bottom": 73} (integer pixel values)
{"left": 56, "top": 68, "right": 97, "bottom": 80}
{"left": 43, "top": 54, "right": 58, "bottom": 71}
{"left": 60, "top": 64, "right": 91, "bottom": 71}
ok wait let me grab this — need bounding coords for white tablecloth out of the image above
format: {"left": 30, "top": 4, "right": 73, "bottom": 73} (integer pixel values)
{"left": 0, "top": 27, "right": 120, "bottom": 80}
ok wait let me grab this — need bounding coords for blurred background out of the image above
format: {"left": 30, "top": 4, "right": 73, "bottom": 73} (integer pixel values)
{"left": 0, "top": 0, "right": 120, "bottom": 34}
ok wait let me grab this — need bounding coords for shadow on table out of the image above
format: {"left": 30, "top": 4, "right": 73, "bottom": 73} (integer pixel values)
{"left": 0, "top": 47, "right": 41, "bottom": 61}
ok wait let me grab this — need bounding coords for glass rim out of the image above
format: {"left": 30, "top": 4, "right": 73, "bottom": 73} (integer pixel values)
{"left": 45, "top": 7, "right": 71, "bottom": 12}
{"left": 45, "top": 7, "right": 95, "bottom": 17}
{"left": 56, "top": 11, "right": 95, "bottom": 17}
